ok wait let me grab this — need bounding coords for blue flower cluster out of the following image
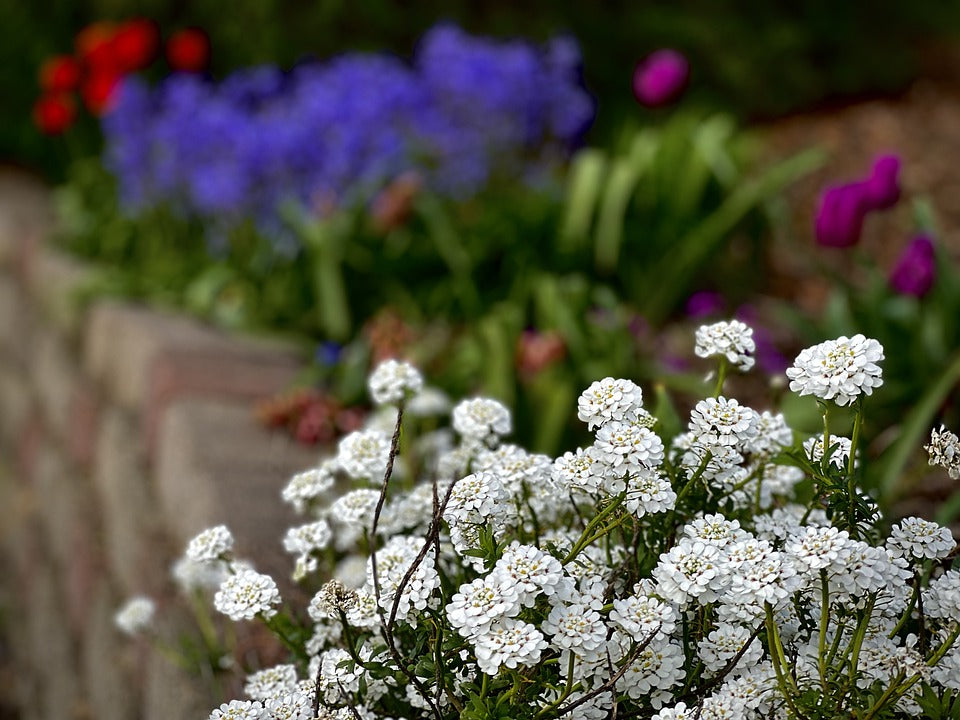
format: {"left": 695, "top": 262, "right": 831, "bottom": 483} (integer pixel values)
{"left": 103, "top": 24, "right": 594, "bottom": 250}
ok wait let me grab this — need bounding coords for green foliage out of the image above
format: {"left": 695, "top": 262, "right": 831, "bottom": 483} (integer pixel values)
{"left": 56, "top": 112, "right": 810, "bottom": 455}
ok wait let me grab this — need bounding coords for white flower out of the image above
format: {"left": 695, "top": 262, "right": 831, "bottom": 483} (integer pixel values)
{"left": 406, "top": 386, "right": 450, "bottom": 416}
{"left": 577, "top": 377, "right": 644, "bottom": 430}
{"left": 283, "top": 520, "right": 332, "bottom": 557}
{"left": 446, "top": 576, "right": 521, "bottom": 639}
{"left": 281, "top": 464, "right": 336, "bottom": 513}
{"left": 172, "top": 556, "right": 229, "bottom": 592}
{"left": 786, "top": 526, "right": 850, "bottom": 574}
{"left": 688, "top": 397, "right": 760, "bottom": 448}
{"left": 594, "top": 421, "right": 665, "bottom": 475}
{"left": 244, "top": 665, "right": 298, "bottom": 701}
{"left": 473, "top": 619, "right": 547, "bottom": 675}
{"left": 491, "top": 542, "right": 565, "bottom": 605}
{"left": 683, "top": 514, "right": 747, "bottom": 548}
{"left": 452, "top": 397, "right": 512, "bottom": 444}
{"left": 330, "top": 489, "right": 381, "bottom": 529}
{"left": 336, "top": 429, "right": 391, "bottom": 481}
{"left": 610, "top": 594, "right": 676, "bottom": 640}
{"left": 698, "top": 623, "right": 762, "bottom": 675}
{"left": 803, "top": 434, "right": 853, "bottom": 470}
{"left": 368, "top": 535, "right": 439, "bottom": 620}
{"left": 925, "top": 570, "right": 960, "bottom": 620}
{"left": 887, "top": 517, "right": 956, "bottom": 561}
{"left": 747, "top": 411, "right": 793, "bottom": 456}
{"left": 307, "top": 579, "right": 359, "bottom": 622}
{"left": 209, "top": 700, "right": 266, "bottom": 720}
{"left": 443, "top": 471, "right": 509, "bottom": 525}
{"left": 695, "top": 320, "right": 755, "bottom": 372}
{"left": 263, "top": 690, "right": 313, "bottom": 720}
{"left": 214, "top": 569, "right": 281, "bottom": 621}
{"left": 114, "top": 596, "right": 155, "bottom": 636}
{"left": 786, "top": 334, "right": 884, "bottom": 406}
{"left": 616, "top": 637, "right": 686, "bottom": 703}
{"left": 368, "top": 359, "right": 424, "bottom": 405}
{"left": 652, "top": 702, "right": 696, "bottom": 720}
{"left": 542, "top": 602, "right": 607, "bottom": 656}
{"left": 186, "top": 525, "right": 234, "bottom": 563}
{"left": 624, "top": 470, "right": 676, "bottom": 517}
{"left": 653, "top": 540, "right": 727, "bottom": 606}
{"left": 926, "top": 425, "right": 960, "bottom": 480}
{"left": 552, "top": 447, "right": 604, "bottom": 494}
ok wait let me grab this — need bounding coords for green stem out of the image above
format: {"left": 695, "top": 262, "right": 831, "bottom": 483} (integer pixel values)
{"left": 817, "top": 569, "right": 830, "bottom": 693}
{"left": 846, "top": 397, "right": 864, "bottom": 532}
{"left": 562, "top": 492, "right": 625, "bottom": 565}
{"left": 713, "top": 357, "right": 728, "bottom": 398}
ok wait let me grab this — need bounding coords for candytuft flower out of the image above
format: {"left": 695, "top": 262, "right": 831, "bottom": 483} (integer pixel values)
{"left": 214, "top": 569, "right": 281, "bottom": 621}
{"left": 114, "top": 596, "right": 155, "bottom": 636}
{"left": 786, "top": 335, "right": 884, "bottom": 406}
{"left": 695, "top": 319, "right": 755, "bottom": 372}
{"left": 368, "top": 359, "right": 424, "bottom": 405}
{"left": 186, "top": 525, "right": 234, "bottom": 563}
{"left": 926, "top": 425, "right": 960, "bottom": 480}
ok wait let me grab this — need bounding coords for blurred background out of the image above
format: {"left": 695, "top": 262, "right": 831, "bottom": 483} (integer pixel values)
{"left": 3, "top": 2, "right": 960, "bottom": 718}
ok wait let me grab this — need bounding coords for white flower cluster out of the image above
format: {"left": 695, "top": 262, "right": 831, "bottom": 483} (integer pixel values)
{"left": 198, "top": 330, "right": 960, "bottom": 720}
{"left": 695, "top": 319, "right": 756, "bottom": 372}
{"left": 926, "top": 425, "right": 960, "bottom": 480}
{"left": 114, "top": 596, "right": 155, "bottom": 636}
{"left": 786, "top": 333, "right": 884, "bottom": 406}
{"left": 368, "top": 359, "right": 424, "bottom": 405}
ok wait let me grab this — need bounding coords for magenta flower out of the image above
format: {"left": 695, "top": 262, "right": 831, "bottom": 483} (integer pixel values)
{"left": 814, "top": 154, "right": 902, "bottom": 248}
{"left": 632, "top": 49, "right": 688, "bottom": 107}
{"left": 864, "top": 154, "right": 901, "bottom": 210}
{"left": 685, "top": 291, "right": 725, "bottom": 319}
{"left": 889, "top": 234, "right": 936, "bottom": 297}
{"left": 814, "top": 182, "right": 871, "bottom": 247}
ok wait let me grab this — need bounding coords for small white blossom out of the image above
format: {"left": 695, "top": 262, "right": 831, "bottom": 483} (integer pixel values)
{"left": 330, "top": 489, "right": 381, "bottom": 529}
{"left": 688, "top": 397, "right": 760, "bottom": 448}
{"left": 209, "top": 700, "right": 266, "bottom": 720}
{"left": 747, "top": 411, "right": 793, "bottom": 456}
{"left": 552, "top": 447, "right": 605, "bottom": 494}
{"left": 625, "top": 469, "right": 676, "bottom": 517}
{"left": 214, "top": 569, "right": 281, "bottom": 621}
{"left": 610, "top": 594, "right": 676, "bottom": 640}
{"left": 446, "top": 576, "right": 521, "bottom": 639}
{"left": 786, "top": 526, "right": 850, "bottom": 574}
{"left": 594, "top": 421, "right": 665, "bottom": 475}
{"left": 698, "top": 623, "right": 763, "bottom": 676}
{"left": 406, "top": 386, "right": 451, "bottom": 417}
{"left": 652, "top": 702, "right": 696, "bottom": 720}
{"left": 887, "top": 517, "right": 956, "bottom": 561}
{"left": 803, "top": 434, "right": 853, "bottom": 470}
{"left": 281, "top": 464, "right": 336, "bottom": 513}
{"left": 172, "top": 556, "right": 229, "bottom": 592}
{"left": 368, "top": 359, "right": 424, "bottom": 405}
{"left": 114, "top": 596, "right": 155, "bottom": 636}
{"left": 926, "top": 425, "right": 960, "bottom": 480}
{"left": 695, "top": 320, "right": 755, "bottom": 372}
{"left": 336, "top": 430, "right": 391, "bottom": 481}
{"left": 452, "top": 397, "right": 511, "bottom": 444}
{"left": 491, "top": 542, "right": 565, "bottom": 606}
{"left": 542, "top": 602, "right": 607, "bottom": 656}
{"left": 577, "top": 377, "right": 644, "bottom": 430}
{"left": 186, "top": 525, "right": 234, "bottom": 563}
{"left": 473, "top": 619, "right": 547, "bottom": 675}
{"left": 244, "top": 665, "right": 298, "bottom": 701}
{"left": 786, "top": 334, "right": 884, "bottom": 406}
{"left": 283, "top": 520, "right": 332, "bottom": 557}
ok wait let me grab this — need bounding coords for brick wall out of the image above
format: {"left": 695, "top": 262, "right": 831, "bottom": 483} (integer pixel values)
{"left": 0, "top": 172, "right": 319, "bottom": 719}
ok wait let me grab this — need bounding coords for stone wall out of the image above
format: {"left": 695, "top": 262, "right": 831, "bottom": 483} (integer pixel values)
{"left": 0, "top": 172, "right": 319, "bottom": 719}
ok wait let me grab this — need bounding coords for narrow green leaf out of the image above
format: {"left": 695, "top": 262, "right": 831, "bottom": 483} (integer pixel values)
{"left": 558, "top": 149, "right": 608, "bottom": 254}
{"left": 879, "top": 350, "right": 960, "bottom": 498}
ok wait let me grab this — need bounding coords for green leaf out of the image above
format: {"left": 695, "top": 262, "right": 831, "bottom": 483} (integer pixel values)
{"left": 558, "top": 149, "right": 607, "bottom": 253}
{"left": 879, "top": 350, "right": 960, "bottom": 498}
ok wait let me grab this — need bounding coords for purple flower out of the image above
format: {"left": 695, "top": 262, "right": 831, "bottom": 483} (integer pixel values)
{"left": 889, "top": 234, "right": 936, "bottom": 297}
{"left": 814, "top": 182, "right": 870, "bottom": 247}
{"left": 685, "top": 291, "right": 725, "bottom": 319}
{"left": 814, "top": 154, "right": 902, "bottom": 248}
{"left": 864, "top": 154, "right": 901, "bottom": 210}
{"left": 632, "top": 49, "right": 688, "bottom": 107}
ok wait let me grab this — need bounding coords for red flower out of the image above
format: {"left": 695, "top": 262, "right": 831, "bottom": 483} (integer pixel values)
{"left": 32, "top": 94, "right": 77, "bottom": 135}
{"left": 166, "top": 28, "right": 210, "bottom": 73}
{"left": 80, "top": 71, "right": 120, "bottom": 116}
{"left": 39, "top": 55, "right": 82, "bottom": 93}
{"left": 112, "top": 18, "right": 160, "bottom": 73}
{"left": 76, "top": 21, "right": 118, "bottom": 74}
